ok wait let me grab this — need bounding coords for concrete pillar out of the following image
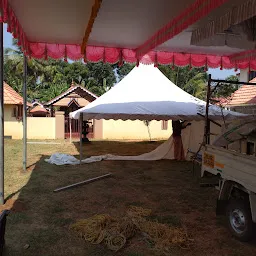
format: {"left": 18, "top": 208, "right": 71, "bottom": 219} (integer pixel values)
{"left": 55, "top": 111, "right": 65, "bottom": 139}
{"left": 239, "top": 68, "right": 249, "bottom": 82}
{"left": 93, "top": 119, "right": 103, "bottom": 139}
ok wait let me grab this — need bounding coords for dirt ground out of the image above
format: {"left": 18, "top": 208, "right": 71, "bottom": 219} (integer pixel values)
{"left": 2, "top": 140, "right": 256, "bottom": 256}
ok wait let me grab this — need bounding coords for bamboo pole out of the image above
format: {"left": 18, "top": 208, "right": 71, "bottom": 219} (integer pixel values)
{"left": 54, "top": 173, "right": 112, "bottom": 192}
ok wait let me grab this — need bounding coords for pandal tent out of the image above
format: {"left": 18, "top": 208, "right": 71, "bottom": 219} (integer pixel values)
{"left": 70, "top": 64, "right": 246, "bottom": 121}
{"left": 44, "top": 65, "right": 248, "bottom": 165}
{"left": 1, "top": 0, "right": 256, "bottom": 201}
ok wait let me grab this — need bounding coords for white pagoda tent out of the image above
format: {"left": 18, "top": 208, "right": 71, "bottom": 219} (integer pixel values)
{"left": 70, "top": 64, "right": 246, "bottom": 121}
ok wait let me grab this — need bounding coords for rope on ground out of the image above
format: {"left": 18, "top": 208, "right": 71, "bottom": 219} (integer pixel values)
{"left": 70, "top": 206, "right": 193, "bottom": 253}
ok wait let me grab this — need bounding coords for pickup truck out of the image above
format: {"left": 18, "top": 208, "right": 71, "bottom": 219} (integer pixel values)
{"left": 201, "top": 144, "right": 256, "bottom": 241}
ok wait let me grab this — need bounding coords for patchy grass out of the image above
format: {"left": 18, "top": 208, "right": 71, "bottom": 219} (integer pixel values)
{"left": 1, "top": 139, "right": 256, "bottom": 256}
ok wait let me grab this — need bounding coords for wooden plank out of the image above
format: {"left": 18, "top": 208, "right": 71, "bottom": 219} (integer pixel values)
{"left": 53, "top": 173, "right": 112, "bottom": 192}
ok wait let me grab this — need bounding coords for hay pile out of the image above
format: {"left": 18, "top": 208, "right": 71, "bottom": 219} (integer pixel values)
{"left": 70, "top": 206, "right": 192, "bottom": 253}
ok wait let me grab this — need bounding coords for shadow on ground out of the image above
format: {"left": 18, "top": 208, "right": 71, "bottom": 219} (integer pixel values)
{"left": 2, "top": 140, "right": 256, "bottom": 256}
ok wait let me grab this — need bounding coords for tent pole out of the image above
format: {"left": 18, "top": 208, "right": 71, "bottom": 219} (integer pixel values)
{"left": 79, "top": 113, "right": 83, "bottom": 164}
{"left": 204, "top": 74, "right": 211, "bottom": 145}
{"left": 69, "top": 117, "right": 72, "bottom": 143}
{"left": 0, "top": 22, "right": 4, "bottom": 204}
{"left": 22, "top": 55, "right": 27, "bottom": 172}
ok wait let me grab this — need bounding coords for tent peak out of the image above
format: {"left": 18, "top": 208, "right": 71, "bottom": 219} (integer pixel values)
{"left": 70, "top": 65, "right": 247, "bottom": 121}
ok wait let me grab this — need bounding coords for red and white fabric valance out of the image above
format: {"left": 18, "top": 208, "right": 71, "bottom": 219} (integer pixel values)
{"left": 25, "top": 44, "right": 256, "bottom": 70}
{"left": 1, "top": 0, "right": 256, "bottom": 70}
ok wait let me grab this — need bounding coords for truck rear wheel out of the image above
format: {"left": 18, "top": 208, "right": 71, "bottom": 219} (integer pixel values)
{"left": 226, "top": 200, "right": 254, "bottom": 242}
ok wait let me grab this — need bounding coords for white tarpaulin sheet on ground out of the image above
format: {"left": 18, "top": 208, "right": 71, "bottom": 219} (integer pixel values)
{"left": 45, "top": 134, "right": 179, "bottom": 165}
{"left": 70, "top": 64, "right": 247, "bottom": 121}
{"left": 45, "top": 122, "right": 214, "bottom": 165}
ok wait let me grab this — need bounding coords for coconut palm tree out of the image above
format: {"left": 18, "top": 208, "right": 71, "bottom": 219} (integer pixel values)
{"left": 182, "top": 72, "right": 207, "bottom": 100}
{"left": 4, "top": 39, "right": 47, "bottom": 95}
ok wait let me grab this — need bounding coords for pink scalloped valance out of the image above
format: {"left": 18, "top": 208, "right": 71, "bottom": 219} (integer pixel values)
{"left": 25, "top": 44, "right": 256, "bottom": 70}
{"left": 1, "top": 0, "right": 256, "bottom": 70}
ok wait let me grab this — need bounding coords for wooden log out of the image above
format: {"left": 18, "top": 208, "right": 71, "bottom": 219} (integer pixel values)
{"left": 53, "top": 173, "right": 112, "bottom": 192}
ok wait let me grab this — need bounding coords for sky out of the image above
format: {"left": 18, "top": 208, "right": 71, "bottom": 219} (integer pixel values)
{"left": 3, "top": 24, "right": 237, "bottom": 79}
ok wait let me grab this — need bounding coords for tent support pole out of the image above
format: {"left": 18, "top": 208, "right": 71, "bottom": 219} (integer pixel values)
{"left": 23, "top": 55, "right": 27, "bottom": 172}
{"left": 69, "top": 117, "right": 72, "bottom": 143}
{"left": 204, "top": 74, "right": 211, "bottom": 145}
{"left": 79, "top": 113, "right": 83, "bottom": 164}
{"left": 0, "top": 22, "right": 4, "bottom": 204}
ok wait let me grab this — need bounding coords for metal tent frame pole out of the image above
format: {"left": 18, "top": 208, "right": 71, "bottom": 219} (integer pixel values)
{"left": 0, "top": 23, "right": 4, "bottom": 204}
{"left": 79, "top": 113, "right": 83, "bottom": 164}
{"left": 69, "top": 117, "right": 72, "bottom": 143}
{"left": 204, "top": 74, "right": 211, "bottom": 145}
{"left": 203, "top": 76, "right": 256, "bottom": 147}
{"left": 22, "top": 55, "right": 27, "bottom": 172}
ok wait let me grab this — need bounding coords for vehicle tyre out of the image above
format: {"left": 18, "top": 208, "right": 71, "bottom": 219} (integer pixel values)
{"left": 226, "top": 200, "right": 254, "bottom": 242}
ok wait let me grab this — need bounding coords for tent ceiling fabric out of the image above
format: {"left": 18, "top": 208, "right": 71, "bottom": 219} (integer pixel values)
{"left": 70, "top": 65, "right": 248, "bottom": 121}
{"left": 191, "top": 0, "right": 256, "bottom": 45}
{"left": 7, "top": 0, "right": 95, "bottom": 44}
{"left": 2, "top": 0, "right": 256, "bottom": 68}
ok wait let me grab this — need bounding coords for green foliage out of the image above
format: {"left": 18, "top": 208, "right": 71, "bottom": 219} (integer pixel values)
{"left": 213, "top": 75, "right": 239, "bottom": 98}
{"left": 158, "top": 66, "right": 208, "bottom": 100}
{"left": 114, "top": 63, "right": 135, "bottom": 81}
{"left": 4, "top": 40, "right": 118, "bottom": 102}
{"left": 4, "top": 39, "right": 231, "bottom": 104}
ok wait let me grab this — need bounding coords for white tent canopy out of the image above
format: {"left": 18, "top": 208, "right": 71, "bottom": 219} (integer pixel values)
{"left": 70, "top": 64, "right": 246, "bottom": 121}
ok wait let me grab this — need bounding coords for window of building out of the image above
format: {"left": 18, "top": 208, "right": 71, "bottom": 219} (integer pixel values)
{"left": 162, "top": 120, "right": 168, "bottom": 130}
{"left": 12, "top": 105, "right": 23, "bottom": 119}
{"left": 17, "top": 105, "right": 23, "bottom": 118}
{"left": 18, "top": 105, "right": 23, "bottom": 118}
{"left": 12, "top": 106, "right": 17, "bottom": 117}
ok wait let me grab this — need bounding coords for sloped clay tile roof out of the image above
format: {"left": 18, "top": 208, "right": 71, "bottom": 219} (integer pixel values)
{"left": 228, "top": 82, "right": 256, "bottom": 106}
{"left": 4, "top": 82, "right": 23, "bottom": 105}
{"left": 249, "top": 77, "right": 256, "bottom": 83}
{"left": 45, "top": 83, "right": 97, "bottom": 106}
{"left": 4, "top": 82, "right": 32, "bottom": 106}
{"left": 212, "top": 97, "right": 232, "bottom": 106}
{"left": 30, "top": 105, "right": 48, "bottom": 113}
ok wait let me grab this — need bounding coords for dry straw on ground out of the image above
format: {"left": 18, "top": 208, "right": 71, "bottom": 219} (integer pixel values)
{"left": 70, "top": 206, "right": 193, "bottom": 253}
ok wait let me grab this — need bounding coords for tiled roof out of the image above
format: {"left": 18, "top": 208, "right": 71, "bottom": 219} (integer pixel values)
{"left": 4, "top": 82, "right": 32, "bottom": 106}
{"left": 45, "top": 83, "right": 98, "bottom": 106}
{"left": 228, "top": 84, "right": 256, "bottom": 106}
{"left": 4, "top": 82, "right": 24, "bottom": 105}
{"left": 249, "top": 77, "right": 256, "bottom": 83}
{"left": 212, "top": 97, "right": 231, "bottom": 106}
{"left": 30, "top": 105, "right": 48, "bottom": 113}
